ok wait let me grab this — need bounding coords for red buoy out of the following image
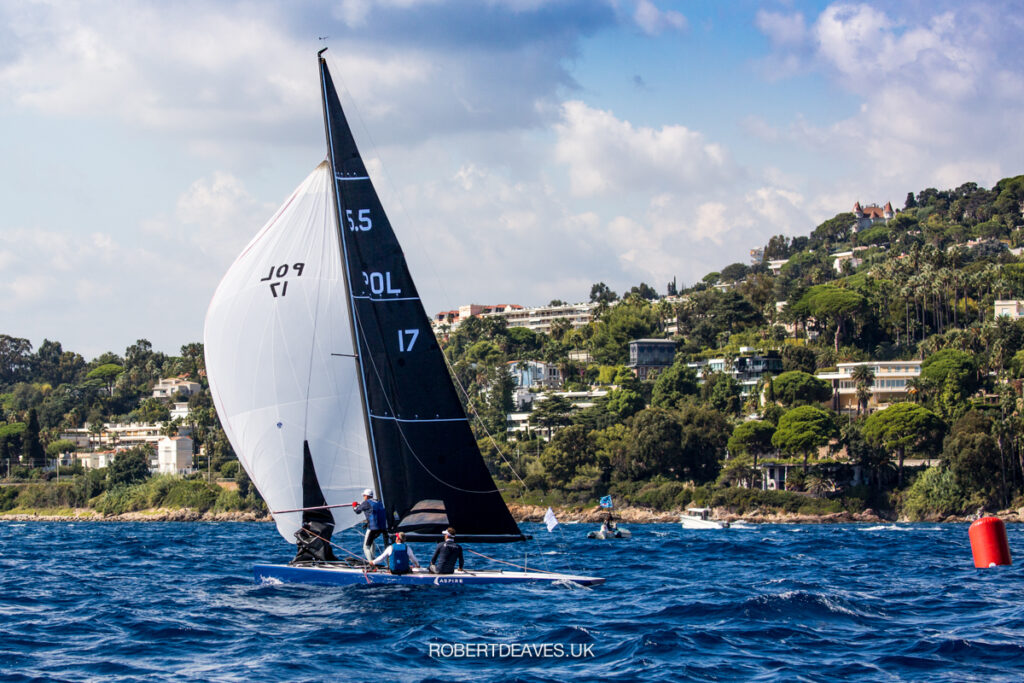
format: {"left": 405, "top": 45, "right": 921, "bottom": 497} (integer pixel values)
{"left": 969, "top": 516, "right": 1012, "bottom": 568}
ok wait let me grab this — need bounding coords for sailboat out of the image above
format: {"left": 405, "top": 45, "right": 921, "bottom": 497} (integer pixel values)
{"left": 203, "top": 50, "right": 603, "bottom": 587}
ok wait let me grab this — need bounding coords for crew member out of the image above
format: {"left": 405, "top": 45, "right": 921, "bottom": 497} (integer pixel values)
{"left": 429, "top": 527, "right": 464, "bottom": 574}
{"left": 353, "top": 489, "right": 388, "bottom": 562}
{"left": 371, "top": 532, "right": 420, "bottom": 575}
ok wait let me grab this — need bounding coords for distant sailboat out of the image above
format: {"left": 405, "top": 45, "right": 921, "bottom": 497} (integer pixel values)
{"left": 204, "top": 50, "right": 602, "bottom": 587}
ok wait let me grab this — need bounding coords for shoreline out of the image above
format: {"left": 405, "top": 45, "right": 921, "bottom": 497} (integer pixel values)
{"left": 2, "top": 504, "right": 1022, "bottom": 524}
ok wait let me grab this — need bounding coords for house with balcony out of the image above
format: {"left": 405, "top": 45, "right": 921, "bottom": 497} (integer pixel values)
{"left": 152, "top": 377, "right": 202, "bottom": 400}
{"left": 507, "top": 360, "right": 563, "bottom": 390}
{"left": 816, "top": 361, "right": 922, "bottom": 414}
{"left": 995, "top": 300, "right": 1024, "bottom": 320}
{"left": 688, "top": 349, "right": 783, "bottom": 397}
{"left": 627, "top": 338, "right": 676, "bottom": 380}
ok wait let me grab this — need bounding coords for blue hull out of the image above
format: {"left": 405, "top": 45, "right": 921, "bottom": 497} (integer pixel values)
{"left": 254, "top": 563, "right": 604, "bottom": 587}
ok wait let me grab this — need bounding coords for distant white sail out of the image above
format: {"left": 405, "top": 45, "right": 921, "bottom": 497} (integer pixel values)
{"left": 204, "top": 161, "right": 373, "bottom": 543}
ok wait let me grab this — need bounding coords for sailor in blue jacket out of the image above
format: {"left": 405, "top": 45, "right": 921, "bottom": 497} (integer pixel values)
{"left": 352, "top": 488, "right": 389, "bottom": 562}
{"left": 371, "top": 532, "right": 420, "bottom": 574}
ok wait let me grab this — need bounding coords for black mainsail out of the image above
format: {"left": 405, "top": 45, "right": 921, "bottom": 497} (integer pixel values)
{"left": 318, "top": 53, "right": 526, "bottom": 543}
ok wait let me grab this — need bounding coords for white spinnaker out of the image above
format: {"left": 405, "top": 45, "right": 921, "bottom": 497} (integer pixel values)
{"left": 204, "top": 161, "right": 373, "bottom": 543}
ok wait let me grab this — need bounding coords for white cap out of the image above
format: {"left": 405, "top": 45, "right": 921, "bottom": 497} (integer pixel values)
{"left": 362, "top": 488, "right": 373, "bottom": 497}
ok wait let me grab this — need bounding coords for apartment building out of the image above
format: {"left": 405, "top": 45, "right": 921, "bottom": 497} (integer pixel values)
{"left": 816, "top": 360, "right": 922, "bottom": 414}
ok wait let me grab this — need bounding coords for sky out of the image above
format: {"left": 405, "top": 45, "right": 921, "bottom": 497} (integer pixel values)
{"left": 1, "top": 0, "right": 1022, "bottom": 360}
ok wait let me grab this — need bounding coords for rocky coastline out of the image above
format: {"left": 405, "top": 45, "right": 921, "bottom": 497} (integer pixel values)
{"left": 2, "top": 504, "right": 1022, "bottom": 524}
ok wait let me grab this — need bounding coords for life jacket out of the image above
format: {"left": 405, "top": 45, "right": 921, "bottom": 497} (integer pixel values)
{"left": 369, "top": 499, "right": 387, "bottom": 530}
{"left": 389, "top": 542, "right": 411, "bottom": 574}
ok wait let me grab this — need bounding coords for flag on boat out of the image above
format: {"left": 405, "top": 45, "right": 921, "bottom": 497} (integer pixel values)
{"left": 544, "top": 507, "right": 559, "bottom": 531}
{"left": 599, "top": 495, "right": 613, "bottom": 508}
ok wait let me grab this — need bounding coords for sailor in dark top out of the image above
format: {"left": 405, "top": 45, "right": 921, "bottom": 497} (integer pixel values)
{"left": 429, "top": 527, "right": 464, "bottom": 574}
{"left": 352, "top": 488, "right": 388, "bottom": 562}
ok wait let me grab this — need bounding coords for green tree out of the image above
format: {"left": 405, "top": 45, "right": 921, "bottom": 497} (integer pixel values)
{"left": 799, "top": 285, "right": 866, "bottom": 351}
{"left": 650, "top": 362, "right": 699, "bottom": 409}
{"left": 863, "top": 403, "right": 945, "bottom": 487}
{"left": 23, "top": 408, "right": 46, "bottom": 468}
{"left": 941, "top": 410, "right": 1004, "bottom": 508}
{"left": 677, "top": 403, "right": 730, "bottom": 482}
{"left": 728, "top": 420, "right": 775, "bottom": 466}
{"left": 850, "top": 365, "right": 876, "bottom": 415}
{"left": 781, "top": 344, "right": 817, "bottom": 374}
{"left": 901, "top": 467, "right": 964, "bottom": 521}
{"left": 702, "top": 372, "right": 742, "bottom": 416}
{"left": 589, "top": 282, "right": 618, "bottom": 306}
{"left": 86, "top": 363, "right": 124, "bottom": 396}
{"left": 0, "top": 335, "right": 33, "bottom": 388}
{"left": 604, "top": 386, "right": 645, "bottom": 420}
{"left": 772, "top": 405, "right": 838, "bottom": 471}
{"left": 540, "top": 425, "right": 594, "bottom": 486}
{"left": 626, "top": 408, "right": 682, "bottom": 480}
{"left": 773, "top": 371, "right": 832, "bottom": 407}
{"left": 920, "top": 349, "right": 979, "bottom": 420}
{"left": 107, "top": 446, "right": 152, "bottom": 486}
{"left": 45, "top": 439, "right": 77, "bottom": 460}
{"left": 529, "top": 395, "right": 572, "bottom": 439}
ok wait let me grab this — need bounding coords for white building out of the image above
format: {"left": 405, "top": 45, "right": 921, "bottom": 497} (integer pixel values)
{"left": 433, "top": 301, "right": 598, "bottom": 335}
{"left": 507, "top": 360, "right": 562, "bottom": 390}
{"left": 816, "top": 360, "right": 922, "bottom": 414}
{"left": 994, "top": 300, "right": 1024, "bottom": 319}
{"left": 170, "top": 402, "right": 191, "bottom": 421}
{"left": 158, "top": 436, "right": 194, "bottom": 475}
{"left": 60, "top": 422, "right": 165, "bottom": 448}
{"left": 152, "top": 377, "right": 202, "bottom": 400}
{"left": 507, "top": 390, "right": 607, "bottom": 439}
{"left": 76, "top": 451, "right": 116, "bottom": 470}
{"left": 830, "top": 249, "right": 867, "bottom": 273}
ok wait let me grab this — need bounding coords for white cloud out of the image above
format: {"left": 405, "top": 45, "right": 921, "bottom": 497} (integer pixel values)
{"left": 174, "top": 172, "right": 275, "bottom": 261}
{"left": 553, "top": 101, "right": 734, "bottom": 197}
{"left": 756, "top": 10, "right": 806, "bottom": 46}
{"left": 756, "top": 2, "right": 1024, "bottom": 197}
{"left": 633, "top": 0, "right": 687, "bottom": 36}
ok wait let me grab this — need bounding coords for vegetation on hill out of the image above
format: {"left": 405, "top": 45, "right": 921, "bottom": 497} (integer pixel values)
{"left": 3, "top": 174, "right": 1024, "bottom": 520}
{"left": 442, "top": 175, "right": 1024, "bottom": 520}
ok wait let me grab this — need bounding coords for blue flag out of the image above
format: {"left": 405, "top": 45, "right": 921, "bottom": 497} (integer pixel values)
{"left": 599, "top": 495, "right": 613, "bottom": 508}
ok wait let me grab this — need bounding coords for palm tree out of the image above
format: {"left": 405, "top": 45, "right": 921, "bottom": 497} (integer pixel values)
{"left": 851, "top": 364, "right": 876, "bottom": 415}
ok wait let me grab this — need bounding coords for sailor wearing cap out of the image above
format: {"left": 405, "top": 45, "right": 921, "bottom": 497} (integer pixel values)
{"left": 352, "top": 488, "right": 389, "bottom": 562}
{"left": 429, "top": 527, "right": 464, "bottom": 575}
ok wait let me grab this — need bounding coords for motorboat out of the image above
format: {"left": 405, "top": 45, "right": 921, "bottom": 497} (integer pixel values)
{"left": 680, "top": 507, "right": 729, "bottom": 529}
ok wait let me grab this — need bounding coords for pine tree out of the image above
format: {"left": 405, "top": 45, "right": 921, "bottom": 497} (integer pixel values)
{"left": 24, "top": 408, "right": 46, "bottom": 469}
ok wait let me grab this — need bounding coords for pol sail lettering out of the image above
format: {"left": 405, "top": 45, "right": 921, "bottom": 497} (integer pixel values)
{"left": 260, "top": 262, "right": 305, "bottom": 298}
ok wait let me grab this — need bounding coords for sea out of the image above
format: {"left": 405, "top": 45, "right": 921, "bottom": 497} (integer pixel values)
{"left": 2, "top": 520, "right": 1023, "bottom": 682}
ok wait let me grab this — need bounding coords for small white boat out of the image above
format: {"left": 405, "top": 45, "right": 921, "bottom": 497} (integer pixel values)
{"left": 587, "top": 523, "right": 632, "bottom": 540}
{"left": 680, "top": 507, "right": 729, "bottom": 529}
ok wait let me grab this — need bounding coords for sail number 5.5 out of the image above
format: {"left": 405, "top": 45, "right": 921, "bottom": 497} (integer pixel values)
{"left": 345, "top": 208, "right": 372, "bottom": 231}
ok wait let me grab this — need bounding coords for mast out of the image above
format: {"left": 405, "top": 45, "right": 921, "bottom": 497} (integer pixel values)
{"left": 315, "top": 51, "right": 526, "bottom": 543}
{"left": 318, "top": 49, "right": 384, "bottom": 504}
